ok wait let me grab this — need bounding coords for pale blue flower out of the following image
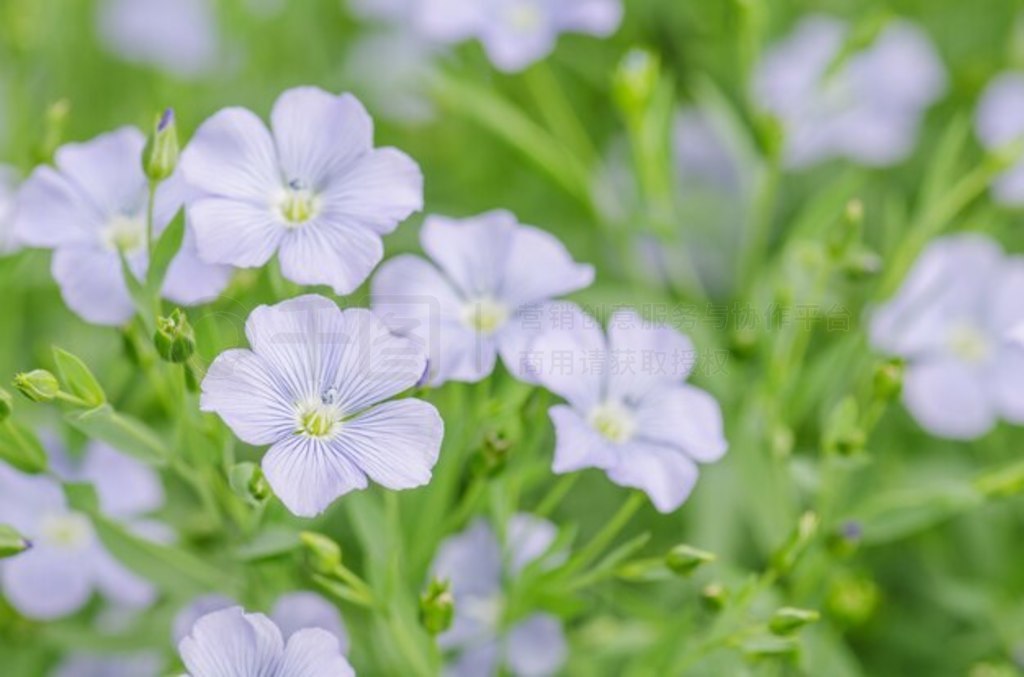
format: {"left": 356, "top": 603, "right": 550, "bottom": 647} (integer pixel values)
{"left": 529, "top": 305, "right": 727, "bottom": 513}
{"left": 180, "top": 87, "right": 423, "bottom": 294}
{"left": 201, "top": 294, "right": 443, "bottom": 517}
{"left": 870, "top": 234, "right": 1024, "bottom": 439}
{"left": 53, "top": 651, "right": 162, "bottom": 677}
{"left": 178, "top": 606, "right": 354, "bottom": 677}
{"left": 417, "top": 0, "right": 623, "bottom": 72}
{"left": 0, "top": 165, "right": 20, "bottom": 255}
{"left": 174, "top": 591, "right": 349, "bottom": 654}
{"left": 96, "top": 0, "right": 219, "bottom": 79}
{"left": 13, "top": 127, "right": 233, "bottom": 326}
{"left": 0, "top": 440, "right": 164, "bottom": 620}
{"left": 371, "top": 210, "right": 593, "bottom": 386}
{"left": 976, "top": 72, "right": 1024, "bottom": 205}
{"left": 433, "top": 514, "right": 568, "bottom": 677}
{"left": 754, "top": 15, "right": 946, "bottom": 168}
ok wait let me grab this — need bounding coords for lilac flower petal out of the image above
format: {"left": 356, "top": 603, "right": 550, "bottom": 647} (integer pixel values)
{"left": 2, "top": 544, "right": 94, "bottom": 620}
{"left": 91, "top": 543, "right": 158, "bottom": 609}
{"left": 0, "top": 462, "right": 67, "bottom": 533}
{"left": 332, "top": 399, "right": 443, "bottom": 491}
{"left": 13, "top": 167, "right": 99, "bottom": 249}
{"left": 54, "top": 652, "right": 163, "bottom": 677}
{"left": 272, "top": 591, "right": 348, "bottom": 652}
{"left": 633, "top": 385, "right": 727, "bottom": 463}
{"left": 847, "top": 21, "right": 946, "bottom": 110}
{"left": 371, "top": 254, "right": 464, "bottom": 325}
{"left": 605, "top": 444, "right": 700, "bottom": 513}
{"left": 51, "top": 247, "right": 136, "bottom": 326}
{"left": 345, "top": 32, "right": 437, "bottom": 124}
{"left": 180, "top": 107, "right": 280, "bottom": 202}
{"left": 319, "top": 147, "right": 424, "bottom": 235}
{"left": 261, "top": 434, "right": 369, "bottom": 518}
{"left": 870, "top": 234, "right": 1001, "bottom": 358}
{"left": 994, "top": 346, "right": 1024, "bottom": 424}
{"left": 277, "top": 220, "right": 384, "bottom": 294}
{"left": 201, "top": 349, "right": 296, "bottom": 446}
{"left": 479, "top": 14, "right": 558, "bottom": 73}
{"left": 555, "top": 0, "right": 623, "bottom": 35}
{"left": 501, "top": 225, "right": 594, "bottom": 308}
{"left": 986, "top": 257, "right": 1024, "bottom": 334}
{"left": 548, "top": 404, "right": 617, "bottom": 473}
{"left": 606, "top": 308, "right": 696, "bottom": 402}
{"left": 445, "top": 639, "right": 500, "bottom": 677}
{"left": 416, "top": 0, "right": 484, "bottom": 43}
{"left": 507, "top": 513, "right": 558, "bottom": 575}
{"left": 529, "top": 304, "right": 607, "bottom": 411}
{"left": 179, "top": 607, "right": 285, "bottom": 677}
{"left": 173, "top": 594, "right": 237, "bottom": 644}
{"left": 189, "top": 197, "right": 285, "bottom": 268}
{"left": 420, "top": 211, "right": 518, "bottom": 298}
{"left": 162, "top": 227, "right": 234, "bottom": 306}
{"left": 432, "top": 519, "right": 502, "bottom": 599}
{"left": 54, "top": 127, "right": 147, "bottom": 219}
{"left": 903, "top": 359, "right": 996, "bottom": 440}
{"left": 0, "top": 166, "right": 20, "bottom": 254}
{"left": 504, "top": 613, "right": 568, "bottom": 676}
{"left": 81, "top": 441, "right": 164, "bottom": 518}
{"left": 270, "top": 88, "right": 373, "bottom": 188}
{"left": 976, "top": 72, "right": 1024, "bottom": 150}
{"left": 279, "top": 627, "right": 354, "bottom": 677}
{"left": 96, "top": 0, "right": 218, "bottom": 78}
{"left": 992, "top": 159, "right": 1024, "bottom": 205}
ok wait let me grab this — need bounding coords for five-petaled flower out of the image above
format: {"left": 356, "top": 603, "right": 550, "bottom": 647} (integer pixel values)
{"left": 13, "top": 127, "right": 233, "bottom": 326}
{"left": 432, "top": 514, "right": 568, "bottom": 676}
{"left": 201, "top": 294, "right": 444, "bottom": 517}
{"left": 870, "top": 233, "right": 1024, "bottom": 439}
{"left": 371, "top": 210, "right": 593, "bottom": 386}
{"left": 178, "top": 606, "right": 354, "bottom": 677}
{"left": 180, "top": 86, "right": 423, "bottom": 295}
{"left": 529, "top": 304, "right": 727, "bottom": 512}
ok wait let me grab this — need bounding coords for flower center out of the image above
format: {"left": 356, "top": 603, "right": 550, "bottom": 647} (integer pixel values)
{"left": 38, "top": 511, "right": 93, "bottom": 551}
{"left": 588, "top": 401, "right": 636, "bottom": 444}
{"left": 463, "top": 593, "right": 504, "bottom": 632}
{"left": 947, "top": 322, "right": 991, "bottom": 364}
{"left": 101, "top": 214, "right": 146, "bottom": 253}
{"left": 460, "top": 297, "right": 509, "bottom": 335}
{"left": 277, "top": 180, "right": 321, "bottom": 227}
{"left": 503, "top": 2, "right": 543, "bottom": 32}
{"left": 296, "top": 388, "right": 344, "bottom": 438}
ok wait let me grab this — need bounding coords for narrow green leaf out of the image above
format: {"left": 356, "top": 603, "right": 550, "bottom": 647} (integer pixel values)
{"left": 0, "top": 524, "right": 29, "bottom": 558}
{"left": 65, "top": 404, "right": 168, "bottom": 466}
{"left": 236, "top": 526, "right": 301, "bottom": 562}
{"left": 63, "top": 482, "right": 99, "bottom": 513}
{"left": 52, "top": 347, "right": 106, "bottom": 407}
{"left": 146, "top": 211, "right": 184, "bottom": 296}
{"left": 0, "top": 420, "right": 48, "bottom": 473}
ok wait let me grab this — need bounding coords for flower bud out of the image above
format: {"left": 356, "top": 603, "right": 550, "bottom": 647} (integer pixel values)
{"left": 768, "top": 607, "right": 820, "bottom": 635}
{"left": 827, "top": 520, "right": 863, "bottom": 557}
{"left": 13, "top": 370, "right": 60, "bottom": 402}
{"left": 0, "top": 387, "right": 12, "bottom": 422}
{"left": 229, "top": 462, "right": 271, "bottom": 506}
{"left": 823, "top": 397, "right": 865, "bottom": 456}
{"left": 826, "top": 572, "right": 879, "bottom": 626}
{"left": 0, "top": 524, "right": 29, "bottom": 558}
{"left": 612, "top": 49, "right": 659, "bottom": 115}
{"left": 701, "top": 583, "right": 728, "bottom": 612}
{"left": 771, "top": 512, "right": 819, "bottom": 575}
{"left": 665, "top": 544, "right": 715, "bottom": 577}
{"left": 872, "top": 359, "right": 904, "bottom": 403}
{"left": 145, "top": 108, "right": 179, "bottom": 182}
{"left": 473, "top": 430, "right": 511, "bottom": 477}
{"left": 299, "top": 531, "right": 342, "bottom": 575}
{"left": 741, "top": 635, "right": 799, "bottom": 661}
{"left": 419, "top": 578, "right": 454, "bottom": 635}
{"left": 154, "top": 308, "right": 196, "bottom": 363}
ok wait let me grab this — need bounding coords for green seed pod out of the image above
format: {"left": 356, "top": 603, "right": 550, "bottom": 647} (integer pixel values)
{"left": 419, "top": 578, "right": 455, "bottom": 635}
{"left": 768, "top": 607, "right": 820, "bottom": 635}
{"left": 229, "top": 462, "right": 271, "bottom": 506}
{"left": 13, "top": 370, "right": 60, "bottom": 403}
{"left": 665, "top": 544, "right": 715, "bottom": 577}
{"left": 872, "top": 359, "right": 905, "bottom": 403}
{"left": 154, "top": 308, "right": 196, "bottom": 363}
{"left": 299, "top": 531, "right": 342, "bottom": 576}
{"left": 701, "top": 583, "right": 729, "bottom": 612}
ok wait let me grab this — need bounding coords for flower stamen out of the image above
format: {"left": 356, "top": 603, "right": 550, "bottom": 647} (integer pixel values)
{"left": 588, "top": 401, "right": 636, "bottom": 444}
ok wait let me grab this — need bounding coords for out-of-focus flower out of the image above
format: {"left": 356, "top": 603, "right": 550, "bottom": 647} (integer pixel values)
{"left": 0, "top": 165, "right": 20, "bottom": 255}
{"left": 95, "top": 0, "right": 219, "bottom": 79}
{"left": 200, "top": 294, "right": 443, "bottom": 517}
{"left": 181, "top": 87, "right": 423, "bottom": 294}
{"left": 432, "top": 514, "right": 568, "bottom": 676}
{"left": 178, "top": 606, "right": 353, "bottom": 677}
{"left": 173, "top": 591, "right": 348, "bottom": 654}
{"left": 976, "top": 72, "right": 1024, "bottom": 205}
{"left": 416, "top": 0, "right": 623, "bottom": 73}
{"left": 52, "top": 651, "right": 162, "bottom": 677}
{"left": 530, "top": 305, "right": 727, "bottom": 512}
{"left": 13, "top": 127, "right": 233, "bottom": 326}
{"left": 372, "top": 210, "right": 593, "bottom": 386}
{"left": 754, "top": 15, "right": 946, "bottom": 168}
{"left": 344, "top": 31, "right": 439, "bottom": 124}
{"left": 0, "top": 440, "right": 164, "bottom": 620}
{"left": 870, "top": 233, "right": 1024, "bottom": 439}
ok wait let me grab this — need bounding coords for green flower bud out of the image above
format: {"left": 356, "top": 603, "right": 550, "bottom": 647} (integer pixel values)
{"left": 768, "top": 607, "right": 820, "bottom": 636}
{"left": 823, "top": 397, "right": 865, "bottom": 456}
{"left": 0, "top": 524, "right": 30, "bottom": 558}
{"left": 299, "top": 531, "right": 342, "bottom": 575}
{"left": 473, "top": 430, "right": 511, "bottom": 477}
{"left": 145, "top": 108, "right": 179, "bottom": 182}
{"left": 154, "top": 308, "right": 196, "bottom": 363}
{"left": 13, "top": 370, "right": 60, "bottom": 403}
{"left": 741, "top": 635, "right": 800, "bottom": 661}
{"left": 419, "top": 578, "right": 455, "bottom": 635}
{"left": 771, "top": 512, "right": 819, "bottom": 575}
{"left": 827, "top": 572, "right": 880, "bottom": 626}
{"left": 828, "top": 198, "right": 865, "bottom": 260}
{"left": 842, "top": 246, "right": 883, "bottom": 279}
{"left": 612, "top": 49, "right": 659, "bottom": 115}
{"left": 665, "top": 544, "right": 715, "bottom": 577}
{"left": 701, "top": 583, "right": 728, "bottom": 612}
{"left": 872, "top": 359, "right": 904, "bottom": 403}
{"left": 0, "top": 387, "right": 12, "bottom": 422}
{"left": 229, "top": 462, "right": 271, "bottom": 506}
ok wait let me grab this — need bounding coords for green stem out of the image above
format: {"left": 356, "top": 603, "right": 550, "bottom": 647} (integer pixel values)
{"left": 523, "top": 63, "right": 598, "bottom": 165}
{"left": 565, "top": 492, "right": 645, "bottom": 574}
{"left": 535, "top": 473, "right": 580, "bottom": 517}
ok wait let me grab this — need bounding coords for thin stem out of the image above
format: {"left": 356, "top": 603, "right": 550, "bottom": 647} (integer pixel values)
{"left": 535, "top": 473, "right": 580, "bottom": 517}
{"left": 524, "top": 63, "right": 598, "bottom": 165}
{"left": 145, "top": 179, "right": 157, "bottom": 263}
{"left": 565, "top": 492, "right": 645, "bottom": 575}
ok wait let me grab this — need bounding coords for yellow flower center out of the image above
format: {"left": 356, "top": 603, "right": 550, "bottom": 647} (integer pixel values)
{"left": 461, "top": 297, "right": 509, "bottom": 335}
{"left": 503, "top": 2, "right": 542, "bottom": 32}
{"left": 38, "top": 512, "right": 93, "bottom": 550}
{"left": 277, "top": 181, "right": 321, "bottom": 227}
{"left": 947, "top": 322, "right": 990, "bottom": 364}
{"left": 296, "top": 389, "right": 344, "bottom": 438}
{"left": 588, "top": 401, "right": 636, "bottom": 444}
{"left": 102, "top": 214, "right": 146, "bottom": 253}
